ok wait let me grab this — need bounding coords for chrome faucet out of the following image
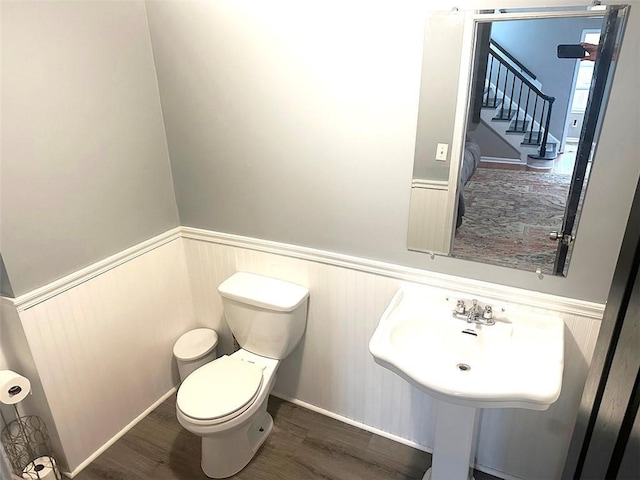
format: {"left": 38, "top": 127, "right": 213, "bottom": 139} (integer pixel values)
{"left": 452, "top": 299, "right": 495, "bottom": 326}
{"left": 467, "top": 299, "right": 482, "bottom": 323}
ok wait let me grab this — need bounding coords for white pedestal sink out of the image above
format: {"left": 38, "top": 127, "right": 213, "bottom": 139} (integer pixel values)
{"left": 425, "top": 401, "right": 479, "bottom": 480}
{"left": 369, "top": 286, "right": 564, "bottom": 480}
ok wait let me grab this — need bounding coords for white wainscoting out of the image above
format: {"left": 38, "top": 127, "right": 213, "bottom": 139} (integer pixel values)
{"left": 8, "top": 237, "right": 198, "bottom": 475}
{"left": 182, "top": 231, "right": 602, "bottom": 480}
{"left": 0, "top": 298, "right": 68, "bottom": 470}
{"left": 407, "top": 185, "right": 453, "bottom": 255}
{"left": 1, "top": 227, "right": 603, "bottom": 479}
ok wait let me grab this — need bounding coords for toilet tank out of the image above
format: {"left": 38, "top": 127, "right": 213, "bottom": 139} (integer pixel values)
{"left": 217, "top": 272, "right": 309, "bottom": 359}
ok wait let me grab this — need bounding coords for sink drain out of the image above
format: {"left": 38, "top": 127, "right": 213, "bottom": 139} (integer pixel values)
{"left": 457, "top": 363, "right": 471, "bottom": 372}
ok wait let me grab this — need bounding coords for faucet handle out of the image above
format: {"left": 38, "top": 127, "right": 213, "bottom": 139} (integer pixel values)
{"left": 455, "top": 299, "right": 466, "bottom": 314}
{"left": 483, "top": 305, "right": 493, "bottom": 320}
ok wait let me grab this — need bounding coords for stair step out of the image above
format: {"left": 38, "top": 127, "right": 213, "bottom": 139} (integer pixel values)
{"left": 506, "top": 119, "right": 530, "bottom": 133}
{"left": 492, "top": 110, "right": 515, "bottom": 121}
{"left": 521, "top": 131, "right": 545, "bottom": 146}
{"left": 546, "top": 142, "right": 558, "bottom": 156}
{"left": 527, "top": 142, "right": 558, "bottom": 159}
{"left": 483, "top": 86, "right": 496, "bottom": 96}
{"left": 482, "top": 96, "right": 503, "bottom": 108}
{"left": 482, "top": 83, "right": 561, "bottom": 163}
{"left": 526, "top": 156, "right": 555, "bottom": 170}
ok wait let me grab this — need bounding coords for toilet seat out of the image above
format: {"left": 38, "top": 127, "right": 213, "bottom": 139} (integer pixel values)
{"left": 177, "top": 355, "right": 264, "bottom": 425}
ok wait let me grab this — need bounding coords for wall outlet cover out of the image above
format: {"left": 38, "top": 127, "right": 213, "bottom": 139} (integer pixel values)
{"left": 436, "top": 143, "right": 449, "bottom": 161}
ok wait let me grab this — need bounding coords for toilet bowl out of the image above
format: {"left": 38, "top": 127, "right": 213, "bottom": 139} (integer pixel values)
{"left": 175, "top": 272, "right": 309, "bottom": 478}
{"left": 177, "top": 350, "right": 279, "bottom": 478}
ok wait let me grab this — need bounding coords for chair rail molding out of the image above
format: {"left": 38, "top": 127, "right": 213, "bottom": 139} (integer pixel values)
{"left": 4, "top": 227, "right": 182, "bottom": 311}
{"left": 2, "top": 225, "right": 604, "bottom": 319}
{"left": 181, "top": 226, "right": 605, "bottom": 319}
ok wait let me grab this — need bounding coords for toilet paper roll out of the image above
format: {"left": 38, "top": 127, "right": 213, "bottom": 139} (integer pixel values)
{"left": 21, "top": 456, "right": 57, "bottom": 480}
{"left": 0, "top": 370, "right": 31, "bottom": 405}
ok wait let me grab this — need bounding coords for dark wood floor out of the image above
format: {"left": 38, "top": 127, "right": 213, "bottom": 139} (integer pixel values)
{"left": 74, "top": 395, "right": 500, "bottom": 480}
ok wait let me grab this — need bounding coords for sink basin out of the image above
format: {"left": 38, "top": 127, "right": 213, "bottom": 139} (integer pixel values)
{"left": 369, "top": 286, "right": 564, "bottom": 410}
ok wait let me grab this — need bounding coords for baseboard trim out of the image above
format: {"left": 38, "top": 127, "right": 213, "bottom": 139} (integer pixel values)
{"left": 271, "top": 390, "right": 433, "bottom": 453}
{"left": 480, "top": 155, "right": 523, "bottom": 165}
{"left": 62, "top": 387, "right": 177, "bottom": 478}
{"left": 182, "top": 227, "right": 605, "bottom": 319}
{"left": 271, "top": 391, "right": 522, "bottom": 480}
{"left": 411, "top": 179, "right": 449, "bottom": 190}
{"left": 7, "top": 228, "right": 182, "bottom": 312}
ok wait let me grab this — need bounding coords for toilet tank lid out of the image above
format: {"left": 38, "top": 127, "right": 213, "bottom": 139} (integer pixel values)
{"left": 218, "top": 272, "right": 309, "bottom": 312}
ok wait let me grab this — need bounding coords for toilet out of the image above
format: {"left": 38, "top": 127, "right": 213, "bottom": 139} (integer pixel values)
{"left": 175, "top": 272, "right": 309, "bottom": 478}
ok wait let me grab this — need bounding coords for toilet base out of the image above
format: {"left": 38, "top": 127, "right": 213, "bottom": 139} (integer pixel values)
{"left": 201, "top": 406, "right": 274, "bottom": 478}
{"left": 176, "top": 351, "right": 280, "bottom": 478}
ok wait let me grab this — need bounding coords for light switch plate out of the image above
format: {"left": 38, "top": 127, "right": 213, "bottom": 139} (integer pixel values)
{"left": 436, "top": 143, "right": 449, "bottom": 161}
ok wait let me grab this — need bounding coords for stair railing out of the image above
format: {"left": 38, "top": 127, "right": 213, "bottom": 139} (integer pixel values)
{"left": 490, "top": 40, "right": 537, "bottom": 81}
{"left": 483, "top": 40, "right": 555, "bottom": 159}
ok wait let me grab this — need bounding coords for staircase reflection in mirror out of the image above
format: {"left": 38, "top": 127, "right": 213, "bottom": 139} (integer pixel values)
{"left": 407, "top": 5, "right": 630, "bottom": 276}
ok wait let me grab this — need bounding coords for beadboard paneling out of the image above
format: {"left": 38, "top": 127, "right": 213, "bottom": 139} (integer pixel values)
{"left": 182, "top": 227, "right": 604, "bottom": 319}
{"left": 183, "top": 236, "right": 601, "bottom": 480}
{"left": 0, "top": 299, "right": 67, "bottom": 470}
{"left": 16, "top": 238, "right": 197, "bottom": 473}
{"left": 2, "top": 229, "right": 603, "bottom": 479}
{"left": 407, "top": 186, "right": 452, "bottom": 255}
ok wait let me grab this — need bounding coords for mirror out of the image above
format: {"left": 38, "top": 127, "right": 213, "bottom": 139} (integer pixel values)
{"left": 407, "top": 5, "right": 629, "bottom": 276}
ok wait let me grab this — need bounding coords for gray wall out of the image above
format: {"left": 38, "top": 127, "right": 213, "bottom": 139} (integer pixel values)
{"left": 148, "top": 2, "right": 639, "bottom": 304}
{"left": 490, "top": 16, "right": 604, "bottom": 142}
{"left": 0, "top": 255, "right": 14, "bottom": 298}
{"left": 1, "top": 1, "right": 638, "bottom": 304}
{"left": 146, "top": 1, "right": 424, "bottom": 260}
{"left": 469, "top": 122, "right": 521, "bottom": 159}
{"left": 1, "top": 1, "right": 180, "bottom": 296}
{"left": 412, "top": 12, "right": 465, "bottom": 182}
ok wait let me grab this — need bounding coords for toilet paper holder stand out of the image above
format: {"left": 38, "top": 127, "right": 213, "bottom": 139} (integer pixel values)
{"left": 1, "top": 403, "right": 62, "bottom": 480}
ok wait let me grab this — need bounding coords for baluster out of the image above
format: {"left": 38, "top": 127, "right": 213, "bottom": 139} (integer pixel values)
{"left": 499, "top": 70, "right": 507, "bottom": 119}
{"left": 528, "top": 96, "right": 539, "bottom": 144}
{"left": 493, "top": 63, "right": 502, "bottom": 108}
{"left": 538, "top": 98, "right": 555, "bottom": 158}
{"left": 514, "top": 80, "right": 524, "bottom": 131}
{"left": 523, "top": 88, "right": 531, "bottom": 134}
{"left": 485, "top": 56, "right": 494, "bottom": 106}
{"left": 537, "top": 101, "right": 547, "bottom": 146}
{"left": 508, "top": 73, "right": 516, "bottom": 120}
{"left": 501, "top": 69, "right": 509, "bottom": 116}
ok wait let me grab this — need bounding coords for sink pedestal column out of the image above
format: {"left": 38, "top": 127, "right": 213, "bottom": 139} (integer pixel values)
{"left": 423, "top": 401, "right": 479, "bottom": 480}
